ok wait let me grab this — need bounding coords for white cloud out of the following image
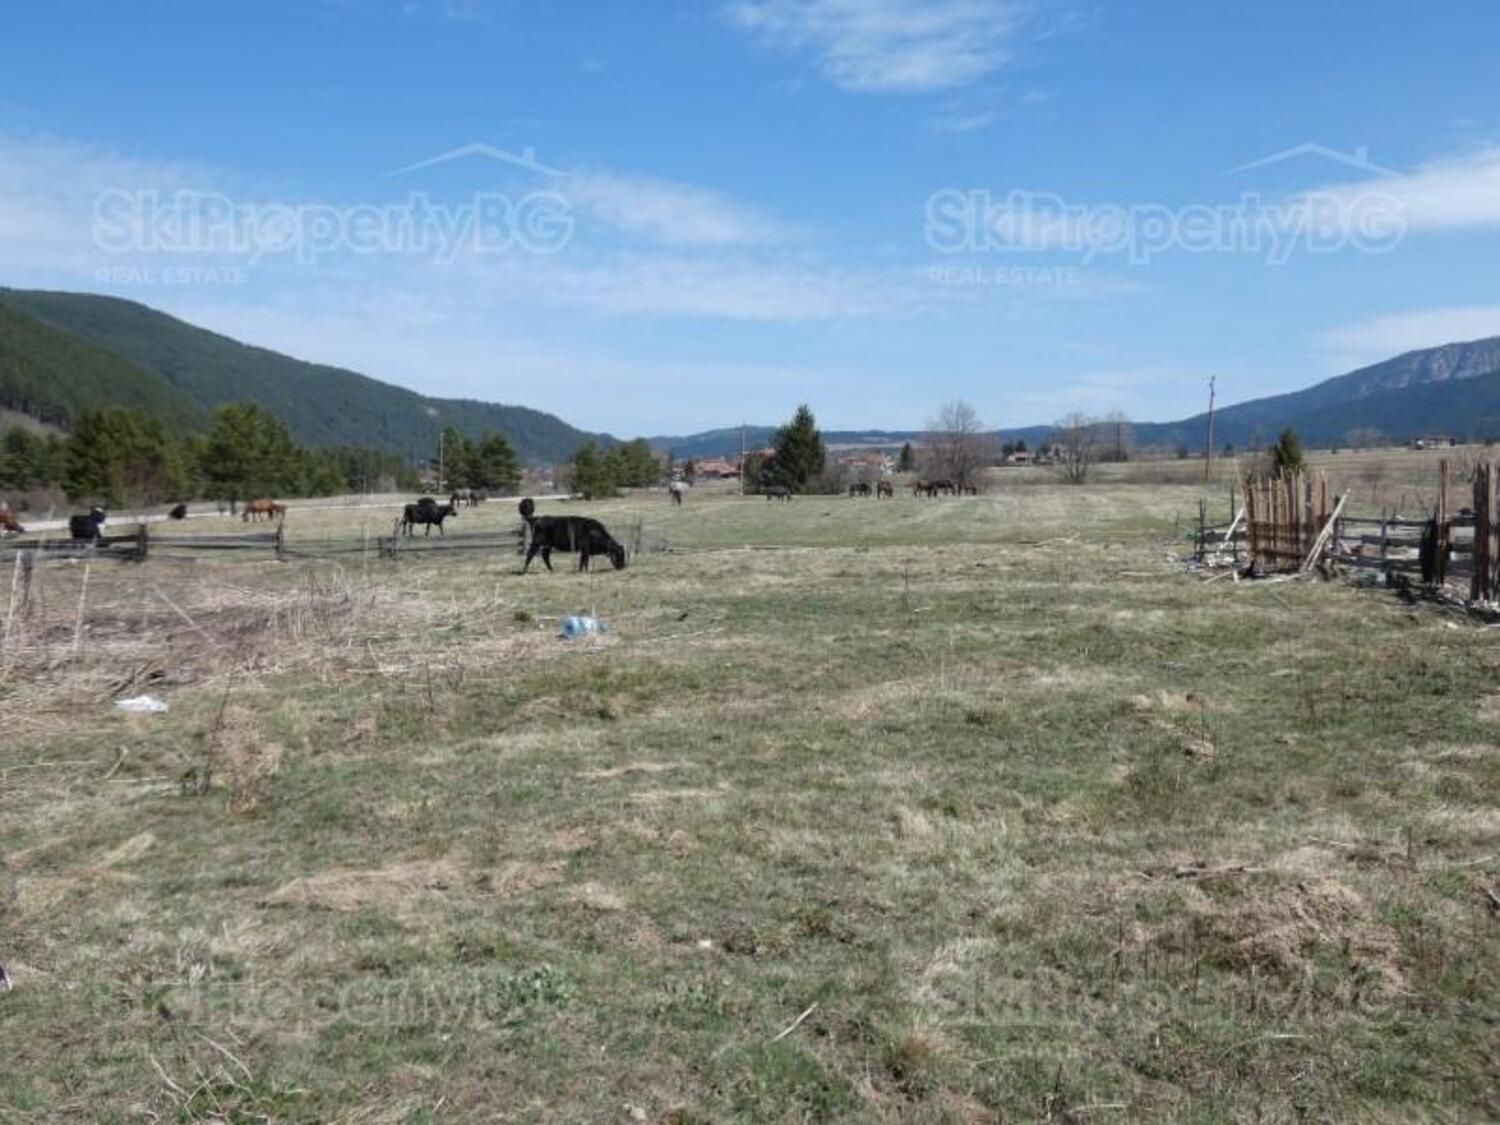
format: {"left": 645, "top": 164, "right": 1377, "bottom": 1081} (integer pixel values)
{"left": 726, "top": 0, "right": 1038, "bottom": 92}
{"left": 1317, "top": 305, "right": 1500, "bottom": 371}
{"left": 0, "top": 133, "right": 223, "bottom": 275}
{"left": 565, "top": 172, "right": 793, "bottom": 245}
{"left": 161, "top": 292, "right": 859, "bottom": 433}
{"left": 465, "top": 252, "right": 918, "bottom": 322}
{"left": 1302, "top": 146, "right": 1500, "bottom": 233}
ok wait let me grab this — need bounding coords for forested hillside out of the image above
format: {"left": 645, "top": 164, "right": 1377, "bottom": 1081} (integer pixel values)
{"left": 0, "top": 289, "right": 609, "bottom": 463}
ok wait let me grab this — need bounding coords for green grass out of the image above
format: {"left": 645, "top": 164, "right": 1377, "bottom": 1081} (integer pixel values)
{"left": 2, "top": 483, "right": 1498, "bottom": 1122}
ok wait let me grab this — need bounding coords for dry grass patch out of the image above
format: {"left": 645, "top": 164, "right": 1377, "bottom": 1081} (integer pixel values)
{"left": 1145, "top": 873, "right": 1408, "bottom": 998}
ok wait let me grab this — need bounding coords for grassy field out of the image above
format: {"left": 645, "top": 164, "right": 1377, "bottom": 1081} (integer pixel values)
{"left": 3, "top": 481, "right": 1498, "bottom": 1122}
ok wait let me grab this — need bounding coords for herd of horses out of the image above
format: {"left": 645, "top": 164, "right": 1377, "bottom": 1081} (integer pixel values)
{"left": 845, "top": 479, "right": 975, "bottom": 497}
{"left": 910, "top": 478, "right": 978, "bottom": 497}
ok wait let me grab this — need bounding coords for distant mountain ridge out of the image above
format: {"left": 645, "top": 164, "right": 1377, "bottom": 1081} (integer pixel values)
{"left": 654, "top": 335, "right": 1500, "bottom": 457}
{"left": 0, "top": 289, "right": 612, "bottom": 463}
{"left": 1126, "top": 335, "right": 1500, "bottom": 451}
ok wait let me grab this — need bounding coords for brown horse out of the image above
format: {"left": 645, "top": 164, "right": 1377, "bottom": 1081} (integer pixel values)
{"left": 876, "top": 480, "right": 894, "bottom": 499}
{"left": 242, "top": 499, "right": 286, "bottom": 522}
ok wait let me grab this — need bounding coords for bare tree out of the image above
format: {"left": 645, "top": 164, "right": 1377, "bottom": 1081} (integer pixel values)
{"left": 1052, "top": 412, "right": 1103, "bottom": 484}
{"left": 922, "top": 400, "right": 997, "bottom": 488}
{"left": 1100, "top": 410, "right": 1134, "bottom": 463}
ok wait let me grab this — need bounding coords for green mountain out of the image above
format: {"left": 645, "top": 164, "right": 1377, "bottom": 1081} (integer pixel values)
{"left": 0, "top": 289, "right": 609, "bottom": 463}
{"left": 0, "top": 299, "right": 202, "bottom": 431}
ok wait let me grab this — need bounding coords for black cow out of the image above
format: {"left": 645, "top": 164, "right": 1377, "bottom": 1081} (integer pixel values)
{"left": 764, "top": 485, "right": 792, "bottom": 502}
{"left": 401, "top": 497, "right": 457, "bottom": 537}
{"left": 518, "top": 498, "right": 626, "bottom": 573}
{"left": 69, "top": 507, "right": 107, "bottom": 543}
{"left": 168, "top": 503, "right": 188, "bottom": 520}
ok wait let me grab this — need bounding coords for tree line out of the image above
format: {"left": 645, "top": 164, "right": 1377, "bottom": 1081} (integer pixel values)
{"left": 435, "top": 426, "right": 522, "bottom": 495}
{"left": 566, "top": 438, "right": 665, "bottom": 499}
{"left": 0, "top": 402, "right": 538, "bottom": 508}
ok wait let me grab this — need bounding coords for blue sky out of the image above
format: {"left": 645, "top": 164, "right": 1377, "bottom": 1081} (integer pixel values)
{"left": 2, "top": 1, "right": 1499, "bottom": 436}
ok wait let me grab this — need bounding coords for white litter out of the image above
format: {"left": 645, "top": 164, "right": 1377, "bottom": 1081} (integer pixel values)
{"left": 116, "top": 695, "right": 169, "bottom": 714}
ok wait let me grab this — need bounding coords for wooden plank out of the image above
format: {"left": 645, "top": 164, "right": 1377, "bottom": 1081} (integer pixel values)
{"left": 1300, "top": 492, "right": 1347, "bottom": 572}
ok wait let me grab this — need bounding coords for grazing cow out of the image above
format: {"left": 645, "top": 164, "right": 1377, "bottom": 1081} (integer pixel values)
{"left": 401, "top": 497, "right": 457, "bottom": 537}
{"left": 669, "top": 480, "right": 686, "bottom": 506}
{"left": 959, "top": 482, "right": 978, "bottom": 496}
{"left": 464, "top": 489, "right": 486, "bottom": 507}
{"left": 69, "top": 507, "right": 107, "bottom": 543}
{"left": 168, "top": 503, "right": 188, "bottom": 520}
{"left": 848, "top": 482, "right": 871, "bottom": 498}
{"left": 764, "top": 485, "right": 792, "bottom": 502}
{"left": 930, "top": 479, "right": 956, "bottom": 496}
{"left": 518, "top": 497, "right": 626, "bottom": 572}
{"left": 876, "top": 480, "right": 894, "bottom": 499}
{"left": 242, "top": 498, "right": 285, "bottom": 523}
{"left": 0, "top": 509, "right": 23, "bottom": 535}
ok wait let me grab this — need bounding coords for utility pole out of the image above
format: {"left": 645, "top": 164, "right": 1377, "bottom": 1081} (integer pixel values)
{"left": 1203, "top": 376, "right": 1216, "bottom": 482}
{"left": 438, "top": 430, "right": 445, "bottom": 496}
{"left": 740, "top": 424, "right": 747, "bottom": 496}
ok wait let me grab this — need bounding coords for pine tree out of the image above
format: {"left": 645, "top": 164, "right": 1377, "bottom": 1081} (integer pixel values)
{"left": 63, "top": 407, "right": 187, "bottom": 505}
{"left": 897, "top": 442, "right": 914, "bottom": 473}
{"left": 0, "top": 427, "right": 56, "bottom": 490}
{"left": 438, "top": 426, "right": 474, "bottom": 492}
{"left": 1271, "top": 428, "right": 1304, "bottom": 475}
{"left": 200, "top": 403, "right": 297, "bottom": 503}
{"left": 471, "top": 433, "right": 521, "bottom": 493}
{"left": 770, "top": 405, "right": 825, "bottom": 492}
{"left": 569, "top": 442, "right": 616, "bottom": 499}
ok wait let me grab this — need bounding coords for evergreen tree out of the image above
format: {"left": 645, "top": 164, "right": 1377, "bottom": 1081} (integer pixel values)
{"left": 897, "top": 441, "right": 914, "bottom": 473}
{"left": 63, "top": 407, "right": 187, "bottom": 505}
{"left": 0, "top": 427, "right": 60, "bottom": 491}
{"left": 770, "top": 405, "right": 825, "bottom": 492}
{"left": 200, "top": 403, "right": 298, "bottom": 503}
{"left": 569, "top": 442, "right": 616, "bottom": 500}
{"left": 683, "top": 458, "right": 697, "bottom": 484}
{"left": 470, "top": 433, "right": 522, "bottom": 493}
{"left": 1270, "top": 427, "right": 1304, "bottom": 475}
{"left": 437, "top": 426, "right": 474, "bottom": 492}
{"left": 605, "top": 438, "right": 661, "bottom": 488}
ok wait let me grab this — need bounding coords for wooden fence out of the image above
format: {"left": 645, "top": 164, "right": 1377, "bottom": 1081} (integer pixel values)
{"left": 0, "top": 524, "right": 525, "bottom": 566}
{"left": 1197, "top": 459, "right": 1500, "bottom": 602}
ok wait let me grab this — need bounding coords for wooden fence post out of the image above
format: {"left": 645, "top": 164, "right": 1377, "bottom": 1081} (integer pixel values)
{"left": 1474, "top": 461, "right": 1498, "bottom": 602}
{"left": 1472, "top": 464, "right": 1487, "bottom": 601}
{"left": 1482, "top": 459, "right": 1494, "bottom": 600}
{"left": 1437, "top": 458, "right": 1449, "bottom": 586}
{"left": 135, "top": 523, "right": 149, "bottom": 563}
